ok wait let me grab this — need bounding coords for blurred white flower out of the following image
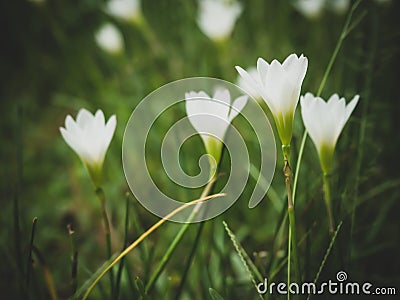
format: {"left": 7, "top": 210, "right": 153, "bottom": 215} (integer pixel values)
{"left": 60, "top": 109, "right": 117, "bottom": 186}
{"left": 300, "top": 93, "right": 359, "bottom": 173}
{"left": 236, "top": 54, "right": 308, "bottom": 145}
{"left": 293, "top": 0, "right": 325, "bottom": 18}
{"left": 197, "top": 0, "right": 242, "bottom": 42}
{"left": 106, "top": 0, "right": 142, "bottom": 23}
{"left": 185, "top": 89, "right": 248, "bottom": 166}
{"left": 95, "top": 23, "right": 124, "bottom": 54}
{"left": 236, "top": 67, "right": 261, "bottom": 102}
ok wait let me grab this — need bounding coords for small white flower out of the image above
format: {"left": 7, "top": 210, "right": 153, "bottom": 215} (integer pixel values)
{"left": 293, "top": 0, "right": 325, "bottom": 18}
{"left": 197, "top": 0, "right": 242, "bottom": 42}
{"left": 236, "top": 67, "right": 261, "bottom": 102}
{"left": 185, "top": 89, "right": 248, "bottom": 167}
{"left": 95, "top": 23, "right": 124, "bottom": 54}
{"left": 236, "top": 54, "right": 308, "bottom": 145}
{"left": 106, "top": 0, "right": 142, "bottom": 23}
{"left": 60, "top": 109, "right": 117, "bottom": 186}
{"left": 300, "top": 92, "right": 359, "bottom": 174}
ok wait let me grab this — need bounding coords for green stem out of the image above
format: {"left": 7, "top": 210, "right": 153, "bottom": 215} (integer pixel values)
{"left": 67, "top": 224, "right": 78, "bottom": 295}
{"left": 282, "top": 145, "right": 300, "bottom": 299}
{"left": 95, "top": 187, "right": 114, "bottom": 296}
{"left": 26, "top": 217, "right": 38, "bottom": 292}
{"left": 323, "top": 174, "right": 335, "bottom": 235}
{"left": 174, "top": 221, "right": 205, "bottom": 300}
{"left": 115, "top": 193, "right": 131, "bottom": 299}
{"left": 145, "top": 177, "right": 216, "bottom": 293}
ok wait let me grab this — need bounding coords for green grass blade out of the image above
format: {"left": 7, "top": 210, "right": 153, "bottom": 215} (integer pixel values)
{"left": 222, "top": 221, "right": 264, "bottom": 300}
{"left": 306, "top": 222, "right": 343, "bottom": 300}
{"left": 209, "top": 288, "right": 225, "bottom": 300}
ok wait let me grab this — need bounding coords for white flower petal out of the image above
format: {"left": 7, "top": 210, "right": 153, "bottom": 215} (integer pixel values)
{"left": 65, "top": 115, "right": 77, "bottom": 131}
{"left": 77, "top": 108, "right": 94, "bottom": 128}
{"left": 257, "top": 57, "right": 270, "bottom": 86}
{"left": 60, "top": 127, "right": 90, "bottom": 162}
{"left": 283, "top": 54, "right": 308, "bottom": 88}
{"left": 301, "top": 93, "right": 324, "bottom": 148}
{"left": 104, "top": 115, "right": 117, "bottom": 150}
{"left": 235, "top": 66, "right": 260, "bottom": 97}
{"left": 229, "top": 95, "right": 248, "bottom": 122}
{"left": 264, "top": 60, "right": 293, "bottom": 114}
{"left": 236, "top": 66, "right": 260, "bottom": 100}
{"left": 345, "top": 95, "right": 359, "bottom": 121}
{"left": 213, "top": 88, "right": 231, "bottom": 117}
{"left": 95, "top": 109, "right": 106, "bottom": 127}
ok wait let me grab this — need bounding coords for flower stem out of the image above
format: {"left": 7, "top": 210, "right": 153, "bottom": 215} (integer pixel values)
{"left": 67, "top": 224, "right": 78, "bottom": 295}
{"left": 323, "top": 174, "right": 335, "bottom": 236}
{"left": 145, "top": 177, "right": 216, "bottom": 293}
{"left": 282, "top": 145, "right": 300, "bottom": 297}
{"left": 115, "top": 193, "right": 130, "bottom": 299}
{"left": 26, "top": 217, "right": 38, "bottom": 290}
{"left": 95, "top": 187, "right": 114, "bottom": 296}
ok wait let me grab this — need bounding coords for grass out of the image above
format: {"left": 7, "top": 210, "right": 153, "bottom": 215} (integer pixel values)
{"left": 1, "top": 0, "right": 400, "bottom": 299}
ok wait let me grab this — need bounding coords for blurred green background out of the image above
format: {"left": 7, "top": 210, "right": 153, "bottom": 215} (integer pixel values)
{"left": 1, "top": 0, "right": 399, "bottom": 299}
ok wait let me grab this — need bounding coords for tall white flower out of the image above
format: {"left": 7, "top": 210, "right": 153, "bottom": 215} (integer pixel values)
{"left": 106, "top": 0, "right": 142, "bottom": 24}
{"left": 185, "top": 89, "right": 248, "bottom": 168}
{"left": 60, "top": 109, "right": 117, "bottom": 186}
{"left": 95, "top": 23, "right": 124, "bottom": 54}
{"left": 236, "top": 67, "right": 261, "bottom": 102}
{"left": 301, "top": 92, "right": 359, "bottom": 174}
{"left": 197, "top": 0, "right": 242, "bottom": 42}
{"left": 236, "top": 54, "right": 308, "bottom": 146}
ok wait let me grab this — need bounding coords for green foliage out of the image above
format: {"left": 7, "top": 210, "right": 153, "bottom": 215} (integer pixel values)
{"left": 1, "top": 0, "right": 400, "bottom": 299}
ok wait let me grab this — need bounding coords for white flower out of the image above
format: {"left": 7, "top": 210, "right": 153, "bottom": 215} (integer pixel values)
{"left": 301, "top": 93, "right": 359, "bottom": 174}
{"left": 197, "top": 0, "right": 242, "bottom": 42}
{"left": 293, "top": 0, "right": 325, "bottom": 18}
{"left": 185, "top": 89, "right": 248, "bottom": 167}
{"left": 60, "top": 109, "right": 117, "bottom": 186}
{"left": 95, "top": 23, "right": 124, "bottom": 54}
{"left": 236, "top": 54, "right": 308, "bottom": 145}
{"left": 106, "top": 0, "right": 142, "bottom": 23}
{"left": 236, "top": 67, "right": 261, "bottom": 102}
